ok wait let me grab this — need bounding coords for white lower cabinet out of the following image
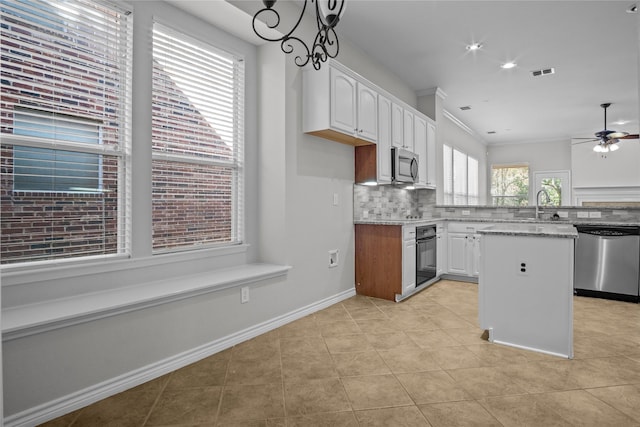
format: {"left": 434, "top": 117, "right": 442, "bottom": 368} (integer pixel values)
{"left": 402, "top": 225, "right": 416, "bottom": 294}
{"left": 446, "top": 223, "right": 488, "bottom": 277}
{"left": 436, "top": 224, "right": 446, "bottom": 277}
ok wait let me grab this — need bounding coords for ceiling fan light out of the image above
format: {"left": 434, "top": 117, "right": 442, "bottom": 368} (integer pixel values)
{"left": 609, "top": 143, "right": 620, "bottom": 152}
{"left": 593, "top": 144, "right": 606, "bottom": 153}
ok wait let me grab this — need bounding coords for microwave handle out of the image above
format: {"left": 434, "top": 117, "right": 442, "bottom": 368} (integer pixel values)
{"left": 410, "top": 157, "right": 418, "bottom": 181}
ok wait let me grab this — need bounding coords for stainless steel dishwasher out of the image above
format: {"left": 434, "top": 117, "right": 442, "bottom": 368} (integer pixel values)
{"left": 574, "top": 225, "right": 640, "bottom": 302}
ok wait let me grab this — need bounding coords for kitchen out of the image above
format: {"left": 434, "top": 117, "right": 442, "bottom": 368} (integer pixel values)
{"left": 2, "top": 1, "right": 640, "bottom": 426}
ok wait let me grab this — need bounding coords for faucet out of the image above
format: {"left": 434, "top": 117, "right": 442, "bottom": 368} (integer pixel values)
{"left": 535, "top": 189, "right": 550, "bottom": 219}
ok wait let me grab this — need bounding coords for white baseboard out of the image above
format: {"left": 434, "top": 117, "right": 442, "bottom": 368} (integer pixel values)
{"left": 4, "top": 287, "right": 355, "bottom": 427}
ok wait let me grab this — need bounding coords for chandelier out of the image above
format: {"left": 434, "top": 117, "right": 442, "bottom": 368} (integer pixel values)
{"left": 252, "top": 0, "right": 347, "bottom": 70}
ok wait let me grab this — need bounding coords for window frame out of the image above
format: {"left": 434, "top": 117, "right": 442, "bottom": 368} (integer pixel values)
{"left": 490, "top": 163, "right": 530, "bottom": 207}
{"left": 0, "top": 0, "right": 132, "bottom": 266}
{"left": 150, "top": 21, "right": 245, "bottom": 254}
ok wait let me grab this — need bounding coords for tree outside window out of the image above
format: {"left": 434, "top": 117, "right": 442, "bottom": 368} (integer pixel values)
{"left": 491, "top": 165, "right": 529, "bottom": 206}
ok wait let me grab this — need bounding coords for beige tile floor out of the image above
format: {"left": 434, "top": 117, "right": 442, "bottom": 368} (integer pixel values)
{"left": 41, "top": 280, "right": 640, "bottom": 426}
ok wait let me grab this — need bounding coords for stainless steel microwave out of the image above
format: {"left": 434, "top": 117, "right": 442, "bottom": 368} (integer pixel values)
{"left": 391, "top": 147, "right": 419, "bottom": 183}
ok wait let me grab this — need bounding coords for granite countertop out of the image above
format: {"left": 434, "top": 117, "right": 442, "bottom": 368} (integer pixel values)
{"left": 354, "top": 218, "right": 640, "bottom": 227}
{"left": 477, "top": 223, "right": 578, "bottom": 239}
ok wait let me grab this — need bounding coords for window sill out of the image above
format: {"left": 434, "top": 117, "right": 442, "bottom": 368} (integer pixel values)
{"left": 2, "top": 263, "right": 291, "bottom": 341}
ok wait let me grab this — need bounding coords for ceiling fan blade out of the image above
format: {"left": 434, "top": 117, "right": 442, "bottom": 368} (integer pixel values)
{"left": 618, "top": 134, "right": 639, "bottom": 140}
{"left": 607, "top": 131, "right": 628, "bottom": 139}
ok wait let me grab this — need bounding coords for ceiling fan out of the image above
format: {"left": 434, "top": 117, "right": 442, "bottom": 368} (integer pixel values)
{"left": 573, "top": 103, "right": 639, "bottom": 153}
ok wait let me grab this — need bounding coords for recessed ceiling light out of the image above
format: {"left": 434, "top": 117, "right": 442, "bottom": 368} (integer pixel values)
{"left": 501, "top": 61, "right": 517, "bottom": 69}
{"left": 613, "top": 120, "right": 630, "bottom": 126}
{"left": 466, "top": 43, "right": 483, "bottom": 51}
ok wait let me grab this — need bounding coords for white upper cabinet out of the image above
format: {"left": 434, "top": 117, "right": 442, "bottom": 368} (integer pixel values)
{"left": 403, "top": 109, "right": 415, "bottom": 152}
{"left": 377, "top": 94, "right": 393, "bottom": 184}
{"left": 426, "top": 120, "right": 437, "bottom": 188}
{"left": 391, "top": 102, "right": 404, "bottom": 148}
{"left": 330, "top": 68, "right": 357, "bottom": 135}
{"left": 303, "top": 62, "right": 378, "bottom": 145}
{"left": 415, "top": 114, "right": 427, "bottom": 187}
{"left": 357, "top": 83, "right": 378, "bottom": 142}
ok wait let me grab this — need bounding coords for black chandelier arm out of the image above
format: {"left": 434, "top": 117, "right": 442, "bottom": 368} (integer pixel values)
{"left": 252, "top": 1, "right": 308, "bottom": 43}
{"left": 309, "top": 26, "right": 339, "bottom": 69}
{"left": 252, "top": 0, "right": 344, "bottom": 70}
{"left": 280, "top": 36, "right": 312, "bottom": 68}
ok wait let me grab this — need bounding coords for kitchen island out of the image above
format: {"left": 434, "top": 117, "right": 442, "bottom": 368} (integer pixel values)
{"left": 478, "top": 223, "right": 578, "bottom": 359}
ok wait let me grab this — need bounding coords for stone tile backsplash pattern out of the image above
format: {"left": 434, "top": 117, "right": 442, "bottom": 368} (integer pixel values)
{"left": 354, "top": 185, "right": 437, "bottom": 220}
{"left": 354, "top": 185, "right": 640, "bottom": 223}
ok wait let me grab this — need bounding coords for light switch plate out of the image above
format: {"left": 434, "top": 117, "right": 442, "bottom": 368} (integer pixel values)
{"left": 589, "top": 211, "right": 601, "bottom": 218}
{"left": 462, "top": 210, "right": 471, "bottom": 216}
{"left": 557, "top": 211, "right": 569, "bottom": 218}
{"left": 577, "top": 211, "right": 589, "bottom": 218}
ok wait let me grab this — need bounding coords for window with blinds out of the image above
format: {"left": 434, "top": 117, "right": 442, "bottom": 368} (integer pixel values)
{"left": 0, "top": 0, "right": 132, "bottom": 264}
{"left": 443, "top": 144, "right": 479, "bottom": 205}
{"left": 151, "top": 23, "right": 244, "bottom": 252}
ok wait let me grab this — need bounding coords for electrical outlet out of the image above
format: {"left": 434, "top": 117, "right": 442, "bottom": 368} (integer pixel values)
{"left": 577, "top": 211, "right": 589, "bottom": 218}
{"left": 329, "top": 249, "right": 339, "bottom": 268}
{"left": 462, "top": 210, "right": 471, "bottom": 216}
{"left": 362, "top": 211, "right": 369, "bottom": 219}
{"left": 517, "top": 261, "right": 529, "bottom": 276}
{"left": 241, "top": 287, "right": 249, "bottom": 304}
{"left": 589, "top": 211, "right": 601, "bottom": 218}
{"left": 557, "top": 211, "right": 569, "bottom": 218}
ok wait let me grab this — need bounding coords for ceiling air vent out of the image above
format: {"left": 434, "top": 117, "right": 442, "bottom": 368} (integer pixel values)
{"left": 459, "top": 106, "right": 471, "bottom": 111}
{"left": 487, "top": 131, "right": 497, "bottom": 134}
{"left": 531, "top": 68, "right": 555, "bottom": 77}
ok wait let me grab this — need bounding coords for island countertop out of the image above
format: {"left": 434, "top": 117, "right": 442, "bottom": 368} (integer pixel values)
{"left": 477, "top": 223, "right": 578, "bottom": 239}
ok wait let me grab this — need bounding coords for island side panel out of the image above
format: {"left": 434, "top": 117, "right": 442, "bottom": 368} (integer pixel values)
{"left": 355, "top": 224, "right": 402, "bottom": 301}
{"left": 479, "top": 234, "right": 574, "bottom": 358}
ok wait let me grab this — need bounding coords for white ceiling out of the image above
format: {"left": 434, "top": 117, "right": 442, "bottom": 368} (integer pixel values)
{"left": 170, "top": 1, "right": 639, "bottom": 146}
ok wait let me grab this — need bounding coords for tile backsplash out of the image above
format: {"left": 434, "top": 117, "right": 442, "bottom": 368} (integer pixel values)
{"left": 354, "top": 185, "right": 640, "bottom": 223}
{"left": 354, "top": 185, "right": 437, "bottom": 220}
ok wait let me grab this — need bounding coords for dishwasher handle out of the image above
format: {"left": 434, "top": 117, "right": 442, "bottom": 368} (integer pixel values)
{"left": 576, "top": 226, "right": 640, "bottom": 237}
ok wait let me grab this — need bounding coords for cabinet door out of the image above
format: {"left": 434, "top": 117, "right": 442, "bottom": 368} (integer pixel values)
{"left": 377, "top": 95, "right": 392, "bottom": 184}
{"left": 403, "top": 110, "right": 415, "bottom": 152}
{"left": 436, "top": 230, "right": 446, "bottom": 277}
{"left": 403, "top": 238, "right": 416, "bottom": 293}
{"left": 447, "top": 233, "right": 468, "bottom": 275}
{"left": 357, "top": 83, "right": 378, "bottom": 142}
{"left": 471, "top": 234, "right": 481, "bottom": 277}
{"left": 330, "top": 67, "right": 357, "bottom": 136}
{"left": 426, "top": 121, "right": 436, "bottom": 187}
{"left": 391, "top": 103, "right": 404, "bottom": 148}
{"left": 414, "top": 114, "right": 427, "bottom": 187}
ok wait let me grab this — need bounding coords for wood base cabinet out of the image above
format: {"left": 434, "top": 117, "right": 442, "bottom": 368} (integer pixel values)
{"left": 355, "top": 224, "right": 415, "bottom": 301}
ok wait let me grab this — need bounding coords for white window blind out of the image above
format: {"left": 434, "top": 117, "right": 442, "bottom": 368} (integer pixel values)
{"left": 468, "top": 156, "right": 479, "bottom": 205}
{"left": 453, "top": 148, "right": 467, "bottom": 205}
{"left": 0, "top": 0, "right": 132, "bottom": 264}
{"left": 443, "top": 144, "right": 479, "bottom": 205}
{"left": 151, "top": 23, "right": 244, "bottom": 252}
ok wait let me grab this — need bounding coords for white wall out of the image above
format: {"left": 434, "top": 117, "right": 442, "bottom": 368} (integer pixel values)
{"left": 1, "top": 0, "right": 417, "bottom": 423}
{"left": 487, "top": 139, "right": 572, "bottom": 203}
